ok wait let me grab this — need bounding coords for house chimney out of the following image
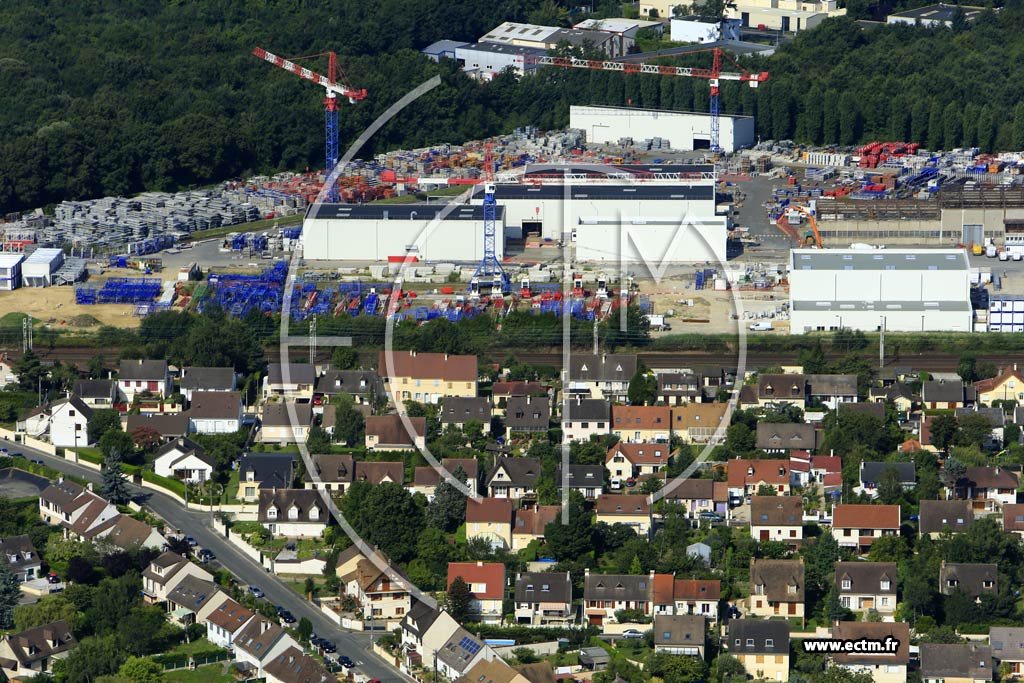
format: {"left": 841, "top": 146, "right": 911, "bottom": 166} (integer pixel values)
{"left": 86, "top": 482, "right": 93, "bottom": 492}
{"left": 477, "top": 560, "right": 484, "bottom": 567}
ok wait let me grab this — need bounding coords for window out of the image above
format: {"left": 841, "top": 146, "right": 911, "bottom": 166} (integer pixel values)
{"left": 880, "top": 580, "right": 891, "bottom": 591}
{"left": 267, "top": 507, "right": 278, "bottom": 519}
{"left": 765, "top": 639, "right": 774, "bottom": 648}
{"left": 746, "top": 638, "right": 754, "bottom": 647}
{"left": 841, "top": 579, "right": 851, "bottom": 590}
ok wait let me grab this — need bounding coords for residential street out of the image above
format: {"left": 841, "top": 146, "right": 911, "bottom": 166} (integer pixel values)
{"left": 4, "top": 438, "right": 407, "bottom": 683}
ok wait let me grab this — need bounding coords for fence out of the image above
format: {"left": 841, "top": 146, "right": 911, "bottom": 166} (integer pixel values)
{"left": 0, "top": 428, "right": 59, "bottom": 455}
{"left": 155, "top": 650, "right": 230, "bottom": 671}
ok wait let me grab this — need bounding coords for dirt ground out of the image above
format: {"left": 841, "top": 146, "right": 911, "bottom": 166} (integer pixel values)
{"left": 640, "top": 279, "right": 792, "bottom": 335}
{"left": 0, "top": 269, "right": 172, "bottom": 330}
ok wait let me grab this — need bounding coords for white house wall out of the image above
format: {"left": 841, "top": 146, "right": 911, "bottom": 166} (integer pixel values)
{"left": 302, "top": 217, "right": 501, "bottom": 262}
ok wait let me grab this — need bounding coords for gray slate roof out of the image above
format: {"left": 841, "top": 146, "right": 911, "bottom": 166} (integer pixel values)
{"left": 727, "top": 619, "right": 789, "bottom": 655}
{"left": 515, "top": 571, "right": 572, "bottom": 604}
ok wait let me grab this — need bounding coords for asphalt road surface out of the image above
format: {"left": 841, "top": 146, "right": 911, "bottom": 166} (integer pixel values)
{"left": 4, "top": 437, "right": 406, "bottom": 683}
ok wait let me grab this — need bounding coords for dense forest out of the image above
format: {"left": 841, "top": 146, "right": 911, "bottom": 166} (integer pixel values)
{"left": 3, "top": 0, "right": 1024, "bottom": 214}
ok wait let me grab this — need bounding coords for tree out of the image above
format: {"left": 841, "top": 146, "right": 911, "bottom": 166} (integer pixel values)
{"left": 117, "top": 656, "right": 164, "bottom": 683}
{"left": 130, "top": 426, "right": 162, "bottom": 454}
{"left": 640, "top": 477, "right": 663, "bottom": 494}
{"left": 544, "top": 491, "right": 593, "bottom": 561}
{"left": 756, "top": 483, "right": 778, "bottom": 497}
{"left": 14, "top": 348, "right": 46, "bottom": 393}
{"left": 306, "top": 424, "right": 332, "bottom": 454}
{"left": 955, "top": 413, "right": 994, "bottom": 449}
{"left": 99, "top": 430, "right": 135, "bottom": 462}
{"left": 725, "top": 423, "right": 755, "bottom": 456}
{"left": 61, "top": 634, "right": 126, "bottom": 683}
{"left": 88, "top": 409, "right": 122, "bottom": 444}
{"left": 341, "top": 482, "right": 424, "bottom": 563}
{"left": 823, "top": 583, "right": 853, "bottom": 622}
{"left": 331, "top": 347, "right": 359, "bottom": 370}
{"left": 627, "top": 368, "right": 657, "bottom": 406}
{"left": 940, "top": 455, "right": 966, "bottom": 490}
{"left": 711, "top": 654, "right": 746, "bottom": 683}
{"left": 648, "top": 651, "right": 707, "bottom": 683}
{"left": 876, "top": 466, "right": 905, "bottom": 505}
{"left": 14, "top": 595, "right": 83, "bottom": 632}
{"left": 297, "top": 617, "right": 313, "bottom": 642}
{"left": 0, "top": 565, "right": 20, "bottom": 628}
{"left": 101, "top": 449, "right": 131, "bottom": 505}
{"left": 427, "top": 465, "right": 468, "bottom": 533}
{"left": 446, "top": 575, "right": 472, "bottom": 622}
{"left": 957, "top": 353, "right": 979, "bottom": 383}
{"left": 334, "top": 400, "right": 365, "bottom": 447}
{"left": 930, "top": 414, "right": 958, "bottom": 451}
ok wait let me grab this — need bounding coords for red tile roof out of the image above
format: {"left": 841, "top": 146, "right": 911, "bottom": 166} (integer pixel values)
{"left": 832, "top": 504, "right": 900, "bottom": 530}
{"left": 466, "top": 498, "right": 513, "bottom": 524}
{"left": 606, "top": 442, "right": 672, "bottom": 466}
{"left": 378, "top": 351, "right": 477, "bottom": 382}
{"left": 1003, "top": 504, "right": 1024, "bottom": 532}
{"left": 447, "top": 562, "right": 505, "bottom": 599}
{"left": 726, "top": 458, "right": 790, "bottom": 487}
{"left": 594, "top": 494, "right": 650, "bottom": 516}
{"left": 611, "top": 405, "right": 671, "bottom": 426}
{"left": 974, "top": 367, "right": 1024, "bottom": 395}
{"left": 674, "top": 579, "right": 721, "bottom": 601}
{"left": 514, "top": 506, "right": 560, "bottom": 536}
{"left": 652, "top": 573, "right": 675, "bottom": 605}
{"left": 811, "top": 456, "right": 842, "bottom": 473}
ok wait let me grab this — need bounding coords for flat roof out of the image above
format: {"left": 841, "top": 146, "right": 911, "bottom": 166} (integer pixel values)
{"left": 422, "top": 39, "right": 469, "bottom": 55}
{"left": 889, "top": 3, "right": 985, "bottom": 20}
{"left": 24, "top": 248, "right": 63, "bottom": 263}
{"left": 0, "top": 254, "right": 25, "bottom": 267}
{"left": 307, "top": 204, "right": 503, "bottom": 221}
{"left": 571, "top": 103, "right": 754, "bottom": 121}
{"left": 573, "top": 18, "right": 662, "bottom": 32}
{"left": 523, "top": 162, "right": 714, "bottom": 176}
{"left": 790, "top": 249, "right": 968, "bottom": 271}
{"left": 792, "top": 300, "right": 971, "bottom": 312}
{"left": 456, "top": 42, "right": 549, "bottom": 57}
{"left": 490, "top": 184, "right": 715, "bottom": 201}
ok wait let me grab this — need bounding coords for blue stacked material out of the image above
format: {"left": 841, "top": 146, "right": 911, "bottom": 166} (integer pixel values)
{"left": 363, "top": 292, "right": 379, "bottom": 315}
{"left": 570, "top": 300, "right": 584, "bottom": 318}
{"left": 695, "top": 271, "right": 705, "bottom": 289}
{"left": 75, "top": 288, "right": 97, "bottom": 304}
{"left": 231, "top": 234, "right": 248, "bottom": 250}
{"left": 91, "top": 278, "right": 162, "bottom": 304}
{"left": 446, "top": 309, "right": 461, "bottom": 322}
{"left": 414, "top": 306, "right": 429, "bottom": 321}
{"left": 252, "top": 235, "right": 269, "bottom": 251}
{"left": 426, "top": 309, "right": 442, "bottom": 321}
{"left": 639, "top": 296, "right": 652, "bottom": 313}
{"left": 109, "top": 256, "right": 128, "bottom": 268}
{"left": 281, "top": 227, "right": 302, "bottom": 240}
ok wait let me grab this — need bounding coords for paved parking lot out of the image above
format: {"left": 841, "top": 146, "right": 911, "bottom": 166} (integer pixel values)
{"left": 0, "top": 467, "right": 50, "bottom": 499}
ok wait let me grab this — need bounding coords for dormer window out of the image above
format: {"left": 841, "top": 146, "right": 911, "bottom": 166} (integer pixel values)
{"left": 880, "top": 580, "right": 891, "bottom": 591}
{"left": 310, "top": 507, "right": 320, "bottom": 521}
{"left": 842, "top": 579, "right": 851, "bottom": 590}
{"left": 288, "top": 506, "right": 300, "bottom": 520}
{"left": 267, "top": 507, "right": 278, "bottom": 519}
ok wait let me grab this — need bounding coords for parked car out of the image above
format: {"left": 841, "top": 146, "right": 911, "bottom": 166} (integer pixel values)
{"left": 185, "top": 536, "right": 198, "bottom": 547}
{"left": 248, "top": 586, "right": 265, "bottom": 599}
{"left": 46, "top": 573, "right": 61, "bottom": 584}
{"left": 197, "top": 548, "right": 215, "bottom": 563}
{"left": 621, "top": 629, "right": 645, "bottom": 639}
{"left": 279, "top": 611, "right": 296, "bottom": 624}
{"left": 340, "top": 656, "right": 355, "bottom": 669}
{"left": 321, "top": 641, "right": 336, "bottom": 653}
{"left": 30, "top": 458, "right": 44, "bottom": 465}
{"left": 699, "top": 511, "right": 724, "bottom": 522}
{"left": 8, "top": 452, "right": 23, "bottom": 459}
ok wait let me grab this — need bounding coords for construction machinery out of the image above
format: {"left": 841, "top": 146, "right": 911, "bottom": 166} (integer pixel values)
{"left": 253, "top": 47, "right": 366, "bottom": 202}
{"left": 775, "top": 204, "right": 823, "bottom": 248}
{"left": 529, "top": 49, "right": 769, "bottom": 154}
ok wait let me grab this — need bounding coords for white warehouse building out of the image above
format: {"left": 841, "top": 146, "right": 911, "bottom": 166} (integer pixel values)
{"left": 302, "top": 204, "right": 505, "bottom": 263}
{"left": 21, "top": 248, "right": 64, "bottom": 288}
{"left": 0, "top": 253, "right": 25, "bottom": 291}
{"left": 570, "top": 104, "right": 756, "bottom": 153}
{"left": 788, "top": 248, "right": 973, "bottom": 335}
{"left": 470, "top": 163, "right": 728, "bottom": 264}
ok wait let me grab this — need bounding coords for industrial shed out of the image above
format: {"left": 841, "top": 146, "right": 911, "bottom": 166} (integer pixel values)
{"left": 570, "top": 104, "right": 756, "bottom": 153}
{"left": 788, "top": 248, "right": 973, "bottom": 334}
{"left": 0, "top": 254, "right": 25, "bottom": 291}
{"left": 301, "top": 204, "right": 505, "bottom": 263}
{"left": 21, "top": 248, "right": 64, "bottom": 288}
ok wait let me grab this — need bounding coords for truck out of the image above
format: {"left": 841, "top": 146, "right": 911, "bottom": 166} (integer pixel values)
{"left": 749, "top": 321, "right": 774, "bottom": 331}
{"left": 986, "top": 243, "right": 997, "bottom": 258}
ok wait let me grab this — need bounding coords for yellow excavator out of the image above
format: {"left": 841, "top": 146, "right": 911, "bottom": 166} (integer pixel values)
{"left": 774, "top": 204, "right": 823, "bottom": 248}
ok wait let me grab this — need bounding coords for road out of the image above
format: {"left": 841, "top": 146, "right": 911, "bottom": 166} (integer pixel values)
{"left": 6, "top": 438, "right": 406, "bottom": 683}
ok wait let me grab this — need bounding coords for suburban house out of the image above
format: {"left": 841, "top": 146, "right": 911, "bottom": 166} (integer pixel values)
{"left": 663, "top": 478, "right": 729, "bottom": 519}
{"left": 237, "top": 453, "right": 294, "bottom": 502}
{"left": 505, "top": 396, "right": 550, "bottom": 439}
{"left": 611, "top": 405, "right": 670, "bottom": 443}
{"left": 123, "top": 413, "right": 190, "bottom": 441}
{"left": 511, "top": 505, "right": 559, "bottom": 551}
{"left": 336, "top": 545, "right": 413, "bottom": 622}
{"left": 378, "top": 350, "right": 478, "bottom": 404}
{"left": 671, "top": 402, "right": 729, "bottom": 444}
{"left": 653, "top": 615, "right": 706, "bottom": 657}
{"left": 556, "top": 464, "right": 604, "bottom": 499}
{"left": 259, "top": 402, "right": 313, "bottom": 444}
{"left": 919, "top": 500, "right": 974, "bottom": 538}
{"left": 153, "top": 438, "right": 215, "bottom": 482}
{"left": 410, "top": 458, "right": 479, "bottom": 500}
{"left": 440, "top": 397, "right": 492, "bottom": 431}
{"left": 956, "top": 466, "right": 1019, "bottom": 512}
{"left": 1003, "top": 504, "right": 1024, "bottom": 538}
{"left": 810, "top": 455, "right": 843, "bottom": 488}
{"left": 757, "top": 373, "right": 807, "bottom": 409}
{"left": 365, "top": 414, "right": 426, "bottom": 452}
{"left": 832, "top": 504, "right": 900, "bottom": 552}
{"left": 755, "top": 422, "right": 821, "bottom": 454}
{"left": 988, "top": 628, "right": 1024, "bottom": 679}
{"left": 673, "top": 579, "right": 720, "bottom": 621}
{"left": 142, "top": 550, "right": 215, "bottom": 604}
{"left": 448, "top": 561, "right": 505, "bottom": 624}
{"left": 837, "top": 401, "right": 885, "bottom": 421}
{"left": 856, "top": 461, "right": 915, "bottom": 499}
{"left": 399, "top": 603, "right": 455, "bottom": 668}
{"left": 206, "top": 598, "right": 255, "bottom": 650}
{"left": 829, "top": 621, "right": 910, "bottom": 683}
{"left": 749, "top": 496, "right": 804, "bottom": 547}
{"left": 38, "top": 479, "right": 118, "bottom": 538}
{"left": 316, "top": 369, "right": 384, "bottom": 405}
{"left": 805, "top": 374, "right": 859, "bottom": 409}
{"left": 466, "top": 498, "right": 514, "bottom": 549}
{"left": 749, "top": 558, "right": 805, "bottom": 622}
{"left": 258, "top": 489, "right": 326, "bottom": 538}
{"left": 938, "top": 561, "right": 998, "bottom": 599}
{"left": 561, "top": 397, "right": 610, "bottom": 443}
{"left": 0, "top": 620, "right": 77, "bottom": 680}
{"left": 869, "top": 382, "right": 915, "bottom": 413}
{"left": 490, "top": 381, "right": 548, "bottom": 409}
{"left": 973, "top": 366, "right": 1024, "bottom": 406}
{"left": 727, "top": 458, "right": 792, "bottom": 502}
{"left": 486, "top": 457, "right": 540, "bottom": 500}
{"left": 188, "top": 390, "right": 243, "bottom": 434}
{"left": 435, "top": 626, "right": 492, "bottom": 681}
{"left": 564, "top": 353, "right": 637, "bottom": 402}
{"left": 262, "top": 363, "right": 316, "bottom": 401}
{"left": 954, "top": 407, "right": 1006, "bottom": 450}
{"left": 727, "top": 619, "right": 790, "bottom": 683}
{"left": 18, "top": 396, "right": 91, "bottom": 448}
{"left": 264, "top": 646, "right": 332, "bottom": 683}
{"left": 165, "top": 575, "right": 229, "bottom": 626}
{"left": 835, "top": 561, "right": 897, "bottom": 616}
{"left": 234, "top": 616, "right": 298, "bottom": 677}
{"left": 0, "top": 535, "right": 40, "bottom": 582}
{"left": 606, "top": 442, "right": 672, "bottom": 484}
{"left": 594, "top": 494, "right": 652, "bottom": 536}
{"left": 656, "top": 371, "right": 703, "bottom": 405}
{"left": 87, "top": 513, "right": 167, "bottom": 550}
{"left": 919, "top": 643, "right": 992, "bottom": 683}
{"left": 180, "top": 366, "right": 237, "bottom": 401}
{"left": 514, "top": 571, "right": 573, "bottom": 627}
{"left": 118, "top": 359, "right": 171, "bottom": 401}
{"left": 304, "top": 454, "right": 403, "bottom": 494}
{"left": 72, "top": 379, "right": 117, "bottom": 408}
{"left": 922, "top": 379, "right": 972, "bottom": 410}
{"left": 582, "top": 569, "right": 659, "bottom": 625}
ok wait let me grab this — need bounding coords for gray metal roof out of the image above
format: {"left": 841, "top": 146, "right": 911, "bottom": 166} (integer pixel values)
{"left": 457, "top": 41, "right": 549, "bottom": 57}
{"left": 492, "top": 184, "right": 714, "bottom": 201}
{"left": 790, "top": 249, "right": 968, "bottom": 271}
{"left": 791, "top": 300, "right": 971, "bottom": 312}
{"left": 308, "top": 204, "right": 503, "bottom": 221}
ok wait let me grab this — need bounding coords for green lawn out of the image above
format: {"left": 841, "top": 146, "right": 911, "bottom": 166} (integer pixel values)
{"left": 224, "top": 468, "right": 240, "bottom": 502}
{"left": 167, "top": 638, "right": 223, "bottom": 657}
{"left": 164, "top": 667, "right": 234, "bottom": 683}
{"left": 267, "top": 537, "right": 329, "bottom": 560}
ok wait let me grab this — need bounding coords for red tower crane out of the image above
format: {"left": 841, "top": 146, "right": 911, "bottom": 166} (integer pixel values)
{"left": 253, "top": 47, "right": 367, "bottom": 202}
{"left": 529, "top": 48, "right": 768, "bottom": 153}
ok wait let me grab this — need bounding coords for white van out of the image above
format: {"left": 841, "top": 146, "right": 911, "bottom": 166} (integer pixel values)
{"left": 749, "top": 321, "right": 774, "bottom": 331}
